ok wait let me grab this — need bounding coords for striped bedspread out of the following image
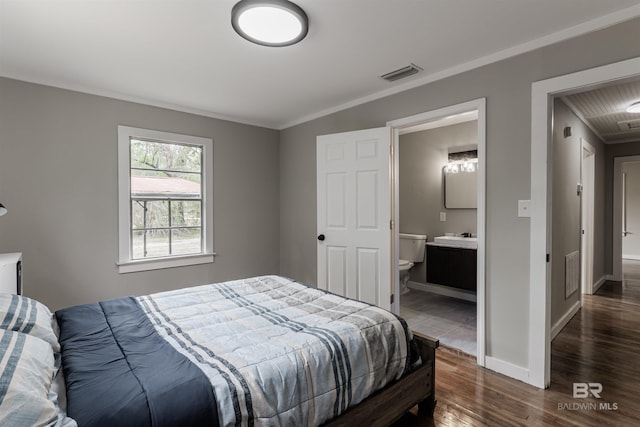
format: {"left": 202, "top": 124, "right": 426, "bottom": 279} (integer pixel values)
{"left": 138, "top": 275, "right": 413, "bottom": 427}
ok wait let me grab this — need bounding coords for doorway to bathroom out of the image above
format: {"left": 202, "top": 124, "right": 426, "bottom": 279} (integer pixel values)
{"left": 387, "top": 99, "right": 486, "bottom": 361}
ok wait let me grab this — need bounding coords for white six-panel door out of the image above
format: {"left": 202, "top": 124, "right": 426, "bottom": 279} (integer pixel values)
{"left": 317, "top": 127, "right": 392, "bottom": 310}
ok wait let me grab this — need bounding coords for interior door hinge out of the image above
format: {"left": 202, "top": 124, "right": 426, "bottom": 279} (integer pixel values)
{"left": 390, "top": 220, "right": 394, "bottom": 230}
{"left": 390, "top": 294, "right": 394, "bottom": 305}
{"left": 546, "top": 253, "right": 550, "bottom": 263}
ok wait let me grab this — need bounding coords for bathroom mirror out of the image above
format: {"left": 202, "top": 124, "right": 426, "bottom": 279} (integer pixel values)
{"left": 444, "top": 167, "right": 477, "bottom": 208}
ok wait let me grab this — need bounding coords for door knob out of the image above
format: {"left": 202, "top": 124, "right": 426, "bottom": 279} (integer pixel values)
{"left": 317, "top": 234, "right": 325, "bottom": 241}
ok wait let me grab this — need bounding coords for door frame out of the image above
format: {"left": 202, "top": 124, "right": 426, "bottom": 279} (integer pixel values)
{"left": 529, "top": 56, "right": 640, "bottom": 388}
{"left": 581, "top": 139, "right": 596, "bottom": 296}
{"left": 614, "top": 155, "right": 640, "bottom": 275}
{"left": 387, "top": 97, "right": 487, "bottom": 366}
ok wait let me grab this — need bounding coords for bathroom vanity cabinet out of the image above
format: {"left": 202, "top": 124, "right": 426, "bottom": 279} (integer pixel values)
{"left": 426, "top": 245, "right": 476, "bottom": 291}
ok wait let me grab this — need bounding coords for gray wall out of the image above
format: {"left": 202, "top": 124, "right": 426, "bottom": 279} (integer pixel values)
{"left": 550, "top": 99, "right": 606, "bottom": 327}
{"left": 0, "top": 78, "right": 280, "bottom": 311}
{"left": 622, "top": 161, "right": 640, "bottom": 258}
{"left": 399, "top": 121, "right": 478, "bottom": 283}
{"left": 279, "top": 18, "right": 640, "bottom": 370}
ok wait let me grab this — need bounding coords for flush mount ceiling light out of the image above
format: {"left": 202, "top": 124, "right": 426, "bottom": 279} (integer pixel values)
{"left": 231, "top": 0, "right": 308, "bottom": 47}
{"left": 627, "top": 101, "right": 640, "bottom": 113}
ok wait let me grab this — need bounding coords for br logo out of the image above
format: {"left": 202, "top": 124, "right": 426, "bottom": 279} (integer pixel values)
{"left": 573, "top": 383, "right": 602, "bottom": 398}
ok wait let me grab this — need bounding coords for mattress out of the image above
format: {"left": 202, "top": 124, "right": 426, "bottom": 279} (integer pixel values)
{"left": 56, "top": 275, "right": 414, "bottom": 427}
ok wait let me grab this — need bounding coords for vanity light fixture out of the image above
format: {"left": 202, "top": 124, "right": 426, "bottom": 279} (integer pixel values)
{"left": 445, "top": 159, "right": 477, "bottom": 174}
{"left": 231, "top": 0, "right": 309, "bottom": 47}
{"left": 445, "top": 149, "right": 478, "bottom": 174}
{"left": 462, "top": 160, "right": 476, "bottom": 173}
{"left": 627, "top": 101, "right": 640, "bottom": 113}
{"left": 445, "top": 162, "right": 459, "bottom": 174}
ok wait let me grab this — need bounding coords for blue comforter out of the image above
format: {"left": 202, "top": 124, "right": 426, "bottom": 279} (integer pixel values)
{"left": 57, "top": 276, "right": 413, "bottom": 427}
{"left": 56, "top": 297, "right": 219, "bottom": 427}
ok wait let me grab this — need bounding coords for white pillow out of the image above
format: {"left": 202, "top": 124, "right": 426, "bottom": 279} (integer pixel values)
{"left": 0, "top": 329, "right": 59, "bottom": 426}
{"left": 0, "top": 294, "right": 60, "bottom": 352}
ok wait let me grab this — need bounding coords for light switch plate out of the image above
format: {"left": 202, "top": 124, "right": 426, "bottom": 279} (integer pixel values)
{"left": 440, "top": 212, "right": 446, "bottom": 222}
{"left": 518, "top": 200, "right": 531, "bottom": 217}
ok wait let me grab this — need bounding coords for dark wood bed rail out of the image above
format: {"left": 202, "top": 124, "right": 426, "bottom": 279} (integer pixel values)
{"left": 324, "top": 331, "right": 439, "bottom": 427}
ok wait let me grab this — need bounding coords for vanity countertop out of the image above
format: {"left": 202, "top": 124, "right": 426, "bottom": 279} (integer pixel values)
{"left": 427, "top": 236, "right": 478, "bottom": 249}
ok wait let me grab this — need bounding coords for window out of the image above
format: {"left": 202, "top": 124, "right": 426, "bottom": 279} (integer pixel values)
{"left": 118, "top": 126, "right": 214, "bottom": 273}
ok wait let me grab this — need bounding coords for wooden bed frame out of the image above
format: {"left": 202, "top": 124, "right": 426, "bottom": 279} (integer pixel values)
{"left": 325, "top": 331, "right": 439, "bottom": 426}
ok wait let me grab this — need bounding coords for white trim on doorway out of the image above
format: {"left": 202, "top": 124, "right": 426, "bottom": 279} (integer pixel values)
{"left": 614, "top": 156, "right": 640, "bottom": 278}
{"left": 387, "top": 98, "right": 487, "bottom": 367}
{"left": 581, "top": 139, "right": 596, "bottom": 296}
{"left": 530, "top": 56, "right": 640, "bottom": 389}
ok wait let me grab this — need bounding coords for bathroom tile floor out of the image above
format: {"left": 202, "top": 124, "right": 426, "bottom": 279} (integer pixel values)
{"left": 399, "top": 289, "right": 477, "bottom": 356}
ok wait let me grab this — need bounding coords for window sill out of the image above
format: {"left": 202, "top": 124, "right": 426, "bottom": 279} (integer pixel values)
{"left": 117, "top": 253, "right": 216, "bottom": 274}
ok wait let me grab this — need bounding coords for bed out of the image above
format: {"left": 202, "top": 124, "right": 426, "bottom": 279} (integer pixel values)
{"left": 0, "top": 275, "right": 438, "bottom": 427}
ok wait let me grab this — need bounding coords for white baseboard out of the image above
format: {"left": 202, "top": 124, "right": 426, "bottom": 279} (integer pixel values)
{"left": 484, "top": 356, "right": 530, "bottom": 384}
{"left": 551, "top": 300, "right": 581, "bottom": 340}
{"left": 623, "top": 254, "right": 640, "bottom": 261}
{"left": 592, "top": 275, "right": 609, "bottom": 293}
{"left": 407, "top": 281, "right": 477, "bottom": 302}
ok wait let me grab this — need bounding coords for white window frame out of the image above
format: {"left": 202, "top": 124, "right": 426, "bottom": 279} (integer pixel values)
{"left": 117, "top": 126, "right": 214, "bottom": 273}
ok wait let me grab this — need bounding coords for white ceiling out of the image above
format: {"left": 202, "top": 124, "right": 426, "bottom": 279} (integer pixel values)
{"left": 2, "top": 0, "right": 640, "bottom": 130}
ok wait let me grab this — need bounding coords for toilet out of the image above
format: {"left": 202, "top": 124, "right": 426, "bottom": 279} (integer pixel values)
{"left": 399, "top": 233, "right": 427, "bottom": 294}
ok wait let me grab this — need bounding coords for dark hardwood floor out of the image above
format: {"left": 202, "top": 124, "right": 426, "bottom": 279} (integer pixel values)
{"left": 393, "top": 260, "right": 640, "bottom": 426}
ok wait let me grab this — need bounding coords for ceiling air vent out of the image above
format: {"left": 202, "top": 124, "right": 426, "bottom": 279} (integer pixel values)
{"left": 617, "top": 118, "right": 640, "bottom": 131}
{"left": 380, "top": 63, "right": 423, "bottom": 82}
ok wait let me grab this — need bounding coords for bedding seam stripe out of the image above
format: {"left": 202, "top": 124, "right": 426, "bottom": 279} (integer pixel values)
{"left": 0, "top": 296, "right": 18, "bottom": 329}
{"left": 218, "top": 280, "right": 353, "bottom": 417}
{"left": 0, "top": 332, "right": 26, "bottom": 404}
{"left": 249, "top": 277, "right": 354, "bottom": 412}
{"left": 139, "top": 295, "right": 254, "bottom": 427}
